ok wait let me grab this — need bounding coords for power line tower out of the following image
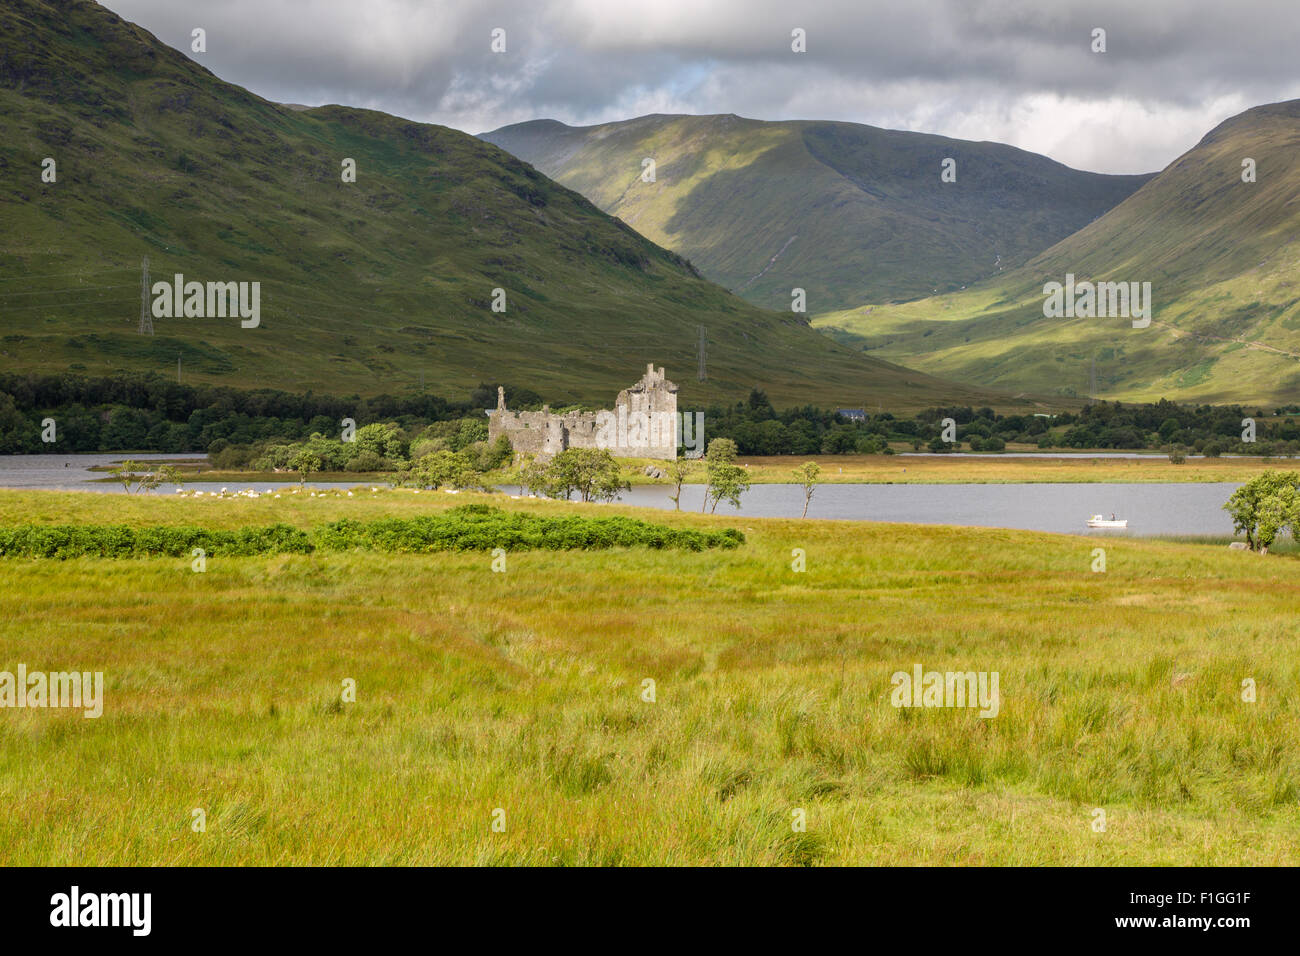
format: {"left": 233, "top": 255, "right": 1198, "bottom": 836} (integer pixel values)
{"left": 138, "top": 256, "right": 154, "bottom": 336}
{"left": 697, "top": 325, "right": 707, "bottom": 382}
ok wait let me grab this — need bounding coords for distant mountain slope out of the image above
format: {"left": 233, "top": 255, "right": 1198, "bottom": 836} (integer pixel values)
{"left": 813, "top": 100, "right": 1300, "bottom": 405}
{"left": 481, "top": 114, "right": 1151, "bottom": 312}
{"left": 0, "top": 0, "right": 1018, "bottom": 412}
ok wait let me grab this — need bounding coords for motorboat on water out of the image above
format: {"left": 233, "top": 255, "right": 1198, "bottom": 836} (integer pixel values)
{"left": 1087, "top": 514, "right": 1128, "bottom": 529}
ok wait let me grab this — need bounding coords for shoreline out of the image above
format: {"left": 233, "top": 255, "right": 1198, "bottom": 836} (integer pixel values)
{"left": 7, "top": 449, "right": 1294, "bottom": 487}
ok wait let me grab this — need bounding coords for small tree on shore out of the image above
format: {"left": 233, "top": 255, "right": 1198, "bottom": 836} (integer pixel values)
{"left": 545, "top": 448, "right": 627, "bottom": 502}
{"left": 290, "top": 450, "right": 321, "bottom": 486}
{"left": 110, "top": 460, "right": 183, "bottom": 494}
{"left": 1255, "top": 485, "right": 1299, "bottom": 554}
{"left": 703, "top": 438, "right": 750, "bottom": 514}
{"left": 406, "top": 450, "right": 479, "bottom": 490}
{"left": 1224, "top": 470, "right": 1300, "bottom": 552}
{"left": 666, "top": 456, "right": 697, "bottom": 511}
{"left": 793, "top": 460, "right": 821, "bottom": 518}
{"left": 517, "top": 454, "right": 548, "bottom": 497}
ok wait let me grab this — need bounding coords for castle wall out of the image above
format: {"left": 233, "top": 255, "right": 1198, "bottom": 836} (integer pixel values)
{"left": 489, "top": 364, "right": 679, "bottom": 460}
{"left": 487, "top": 409, "right": 565, "bottom": 457}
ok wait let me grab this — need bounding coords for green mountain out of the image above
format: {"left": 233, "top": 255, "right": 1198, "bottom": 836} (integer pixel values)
{"left": 813, "top": 100, "right": 1300, "bottom": 405}
{"left": 481, "top": 114, "right": 1151, "bottom": 312}
{"left": 0, "top": 0, "right": 1018, "bottom": 412}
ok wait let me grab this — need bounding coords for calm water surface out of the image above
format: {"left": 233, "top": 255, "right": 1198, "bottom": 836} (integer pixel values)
{"left": 506, "top": 482, "right": 1242, "bottom": 536}
{"left": 0, "top": 454, "right": 364, "bottom": 494}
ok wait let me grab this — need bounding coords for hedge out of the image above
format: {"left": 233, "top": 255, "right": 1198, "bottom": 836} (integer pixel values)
{"left": 0, "top": 523, "right": 314, "bottom": 558}
{"left": 0, "top": 506, "right": 743, "bottom": 559}
{"left": 315, "top": 505, "right": 744, "bottom": 554}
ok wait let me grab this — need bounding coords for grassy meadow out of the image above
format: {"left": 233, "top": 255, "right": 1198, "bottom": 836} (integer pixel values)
{"left": 1, "top": 487, "right": 1298, "bottom": 865}
{"left": 725, "top": 453, "right": 1288, "bottom": 484}
{"left": 158, "top": 450, "right": 1289, "bottom": 489}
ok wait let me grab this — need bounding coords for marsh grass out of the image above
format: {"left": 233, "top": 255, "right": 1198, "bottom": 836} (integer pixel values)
{"left": 0, "top": 489, "right": 1297, "bottom": 864}
{"left": 725, "top": 454, "right": 1286, "bottom": 485}
{"left": 1149, "top": 533, "right": 1298, "bottom": 554}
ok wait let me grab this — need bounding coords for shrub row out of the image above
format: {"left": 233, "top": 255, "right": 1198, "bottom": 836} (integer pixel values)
{"left": 0, "top": 523, "right": 314, "bottom": 559}
{"left": 0, "top": 506, "right": 743, "bottom": 559}
{"left": 316, "top": 505, "right": 744, "bottom": 553}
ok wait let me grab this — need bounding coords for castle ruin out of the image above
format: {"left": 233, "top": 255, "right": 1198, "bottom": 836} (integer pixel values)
{"left": 489, "top": 364, "right": 679, "bottom": 460}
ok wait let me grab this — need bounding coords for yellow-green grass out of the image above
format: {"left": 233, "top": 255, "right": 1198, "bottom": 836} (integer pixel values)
{"left": 612, "top": 453, "right": 1284, "bottom": 485}
{"left": 84, "top": 451, "right": 1289, "bottom": 489}
{"left": 1, "top": 489, "right": 1297, "bottom": 865}
{"left": 89, "top": 468, "right": 394, "bottom": 485}
{"left": 726, "top": 453, "right": 1287, "bottom": 485}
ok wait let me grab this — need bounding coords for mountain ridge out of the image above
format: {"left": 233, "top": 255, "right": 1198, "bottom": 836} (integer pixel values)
{"left": 481, "top": 112, "right": 1153, "bottom": 312}
{"left": 813, "top": 98, "right": 1300, "bottom": 404}
{"left": 0, "top": 0, "right": 1024, "bottom": 412}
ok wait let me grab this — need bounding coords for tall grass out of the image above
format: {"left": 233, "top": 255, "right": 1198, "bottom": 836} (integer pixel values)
{"left": 0, "top": 489, "right": 1297, "bottom": 865}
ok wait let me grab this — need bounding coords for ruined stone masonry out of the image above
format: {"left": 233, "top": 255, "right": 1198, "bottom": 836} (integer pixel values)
{"left": 489, "top": 364, "right": 679, "bottom": 460}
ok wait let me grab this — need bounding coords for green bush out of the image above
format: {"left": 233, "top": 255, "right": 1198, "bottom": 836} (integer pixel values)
{"left": 344, "top": 450, "right": 389, "bottom": 472}
{"left": 0, "top": 507, "right": 741, "bottom": 559}
{"left": 211, "top": 444, "right": 258, "bottom": 470}
{"left": 316, "top": 505, "right": 743, "bottom": 554}
{"left": 0, "top": 523, "right": 312, "bottom": 559}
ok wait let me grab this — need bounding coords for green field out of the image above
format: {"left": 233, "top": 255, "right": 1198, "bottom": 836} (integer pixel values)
{"left": 2, "top": 488, "right": 1297, "bottom": 865}
{"left": 173, "top": 450, "right": 1290, "bottom": 488}
{"left": 687, "top": 453, "right": 1290, "bottom": 485}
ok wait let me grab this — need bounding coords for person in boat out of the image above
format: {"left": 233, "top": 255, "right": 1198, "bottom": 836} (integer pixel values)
{"left": 1110, "top": 513, "right": 1116, "bottom": 520}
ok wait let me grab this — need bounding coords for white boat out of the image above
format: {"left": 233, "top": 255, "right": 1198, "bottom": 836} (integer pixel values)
{"left": 1087, "top": 514, "right": 1128, "bottom": 529}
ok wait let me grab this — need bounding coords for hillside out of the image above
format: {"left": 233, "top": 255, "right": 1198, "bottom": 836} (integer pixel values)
{"left": 0, "top": 0, "right": 1013, "bottom": 412}
{"left": 481, "top": 114, "right": 1151, "bottom": 312}
{"left": 814, "top": 100, "right": 1300, "bottom": 405}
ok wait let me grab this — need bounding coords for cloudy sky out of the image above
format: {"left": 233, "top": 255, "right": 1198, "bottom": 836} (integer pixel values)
{"left": 104, "top": 0, "right": 1300, "bottom": 175}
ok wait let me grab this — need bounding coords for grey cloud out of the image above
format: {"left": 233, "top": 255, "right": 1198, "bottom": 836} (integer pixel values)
{"left": 102, "top": 0, "right": 1300, "bottom": 173}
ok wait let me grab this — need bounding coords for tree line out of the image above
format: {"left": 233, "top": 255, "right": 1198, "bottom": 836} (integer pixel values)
{"left": 0, "top": 372, "right": 533, "bottom": 455}
{"left": 700, "top": 392, "right": 1300, "bottom": 456}
{"left": 3, "top": 371, "right": 1299, "bottom": 458}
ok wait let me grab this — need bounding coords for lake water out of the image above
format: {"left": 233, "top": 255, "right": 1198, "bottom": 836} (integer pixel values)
{"left": 0, "top": 454, "right": 1241, "bottom": 537}
{"left": 504, "top": 482, "right": 1243, "bottom": 536}
{"left": 0, "top": 454, "right": 362, "bottom": 494}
